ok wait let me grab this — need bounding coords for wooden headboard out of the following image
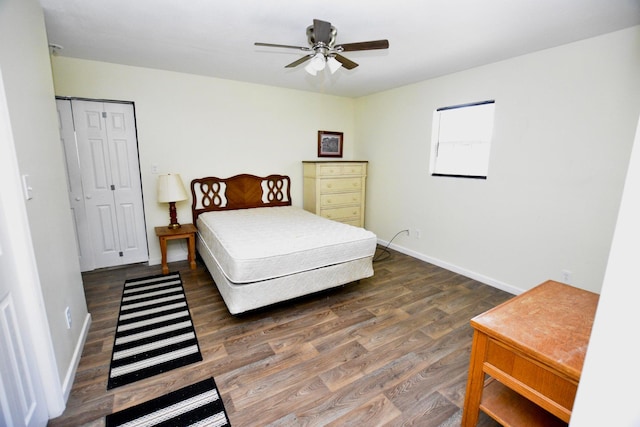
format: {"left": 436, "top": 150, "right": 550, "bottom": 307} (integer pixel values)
{"left": 191, "top": 174, "right": 292, "bottom": 223}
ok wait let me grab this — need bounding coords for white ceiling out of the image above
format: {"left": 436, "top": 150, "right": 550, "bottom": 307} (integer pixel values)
{"left": 39, "top": 0, "right": 640, "bottom": 98}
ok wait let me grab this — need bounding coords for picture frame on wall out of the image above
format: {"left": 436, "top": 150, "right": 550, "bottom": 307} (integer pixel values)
{"left": 318, "top": 130, "right": 343, "bottom": 158}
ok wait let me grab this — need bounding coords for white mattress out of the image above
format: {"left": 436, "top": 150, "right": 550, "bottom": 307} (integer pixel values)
{"left": 196, "top": 206, "right": 377, "bottom": 284}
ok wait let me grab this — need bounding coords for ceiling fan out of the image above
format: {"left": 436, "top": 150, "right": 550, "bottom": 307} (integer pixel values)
{"left": 255, "top": 19, "right": 389, "bottom": 75}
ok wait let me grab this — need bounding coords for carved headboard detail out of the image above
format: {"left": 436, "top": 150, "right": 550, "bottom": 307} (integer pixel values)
{"left": 191, "top": 174, "right": 292, "bottom": 223}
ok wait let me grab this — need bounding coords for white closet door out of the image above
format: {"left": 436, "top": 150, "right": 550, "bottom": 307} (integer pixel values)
{"left": 103, "top": 102, "right": 148, "bottom": 265}
{"left": 71, "top": 100, "right": 148, "bottom": 269}
{"left": 72, "top": 100, "right": 122, "bottom": 268}
{"left": 56, "top": 99, "right": 95, "bottom": 271}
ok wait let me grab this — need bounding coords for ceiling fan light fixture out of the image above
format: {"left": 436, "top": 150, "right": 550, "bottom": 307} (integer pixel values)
{"left": 327, "top": 56, "right": 342, "bottom": 74}
{"left": 256, "top": 19, "right": 389, "bottom": 75}
{"left": 311, "top": 52, "right": 326, "bottom": 71}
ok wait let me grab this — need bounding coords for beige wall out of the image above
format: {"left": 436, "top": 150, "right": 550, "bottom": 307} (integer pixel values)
{"left": 51, "top": 57, "right": 356, "bottom": 264}
{"left": 51, "top": 27, "right": 640, "bottom": 295}
{"left": 0, "top": 0, "right": 89, "bottom": 413}
{"left": 355, "top": 26, "right": 640, "bottom": 294}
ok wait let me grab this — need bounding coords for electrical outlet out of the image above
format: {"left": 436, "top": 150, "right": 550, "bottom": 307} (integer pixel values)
{"left": 65, "top": 306, "right": 72, "bottom": 329}
{"left": 561, "top": 269, "right": 572, "bottom": 284}
{"left": 415, "top": 229, "right": 421, "bottom": 239}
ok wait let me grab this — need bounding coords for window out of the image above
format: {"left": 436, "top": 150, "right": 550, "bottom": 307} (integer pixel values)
{"left": 430, "top": 100, "right": 495, "bottom": 179}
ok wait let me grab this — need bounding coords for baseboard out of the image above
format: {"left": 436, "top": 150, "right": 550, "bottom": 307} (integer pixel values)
{"left": 61, "top": 312, "right": 92, "bottom": 404}
{"left": 378, "top": 239, "right": 524, "bottom": 296}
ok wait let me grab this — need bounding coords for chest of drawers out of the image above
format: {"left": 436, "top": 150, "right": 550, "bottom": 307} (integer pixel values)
{"left": 302, "top": 161, "right": 368, "bottom": 227}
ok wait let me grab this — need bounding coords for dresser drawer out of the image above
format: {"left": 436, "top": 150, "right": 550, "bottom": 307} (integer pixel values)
{"left": 320, "top": 177, "right": 362, "bottom": 192}
{"left": 320, "top": 192, "right": 361, "bottom": 207}
{"left": 320, "top": 206, "right": 361, "bottom": 221}
{"left": 318, "top": 163, "right": 365, "bottom": 176}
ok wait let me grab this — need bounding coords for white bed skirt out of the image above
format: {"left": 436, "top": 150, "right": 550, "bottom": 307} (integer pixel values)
{"left": 196, "top": 233, "right": 374, "bottom": 314}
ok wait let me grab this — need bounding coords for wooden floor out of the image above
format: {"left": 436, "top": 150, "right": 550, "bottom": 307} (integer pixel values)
{"left": 48, "top": 248, "right": 510, "bottom": 427}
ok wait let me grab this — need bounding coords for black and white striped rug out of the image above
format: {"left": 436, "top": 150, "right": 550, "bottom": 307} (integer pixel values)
{"left": 105, "top": 377, "right": 231, "bottom": 426}
{"left": 107, "top": 272, "right": 203, "bottom": 389}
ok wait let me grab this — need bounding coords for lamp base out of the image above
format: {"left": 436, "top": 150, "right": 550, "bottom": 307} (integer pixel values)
{"left": 167, "top": 201, "right": 181, "bottom": 230}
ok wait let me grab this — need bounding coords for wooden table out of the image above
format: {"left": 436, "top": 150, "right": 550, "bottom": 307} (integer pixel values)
{"left": 462, "top": 280, "right": 599, "bottom": 426}
{"left": 155, "top": 223, "right": 197, "bottom": 274}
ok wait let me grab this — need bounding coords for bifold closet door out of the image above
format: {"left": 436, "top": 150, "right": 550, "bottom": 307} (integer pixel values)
{"left": 61, "top": 99, "right": 148, "bottom": 270}
{"left": 57, "top": 99, "right": 94, "bottom": 271}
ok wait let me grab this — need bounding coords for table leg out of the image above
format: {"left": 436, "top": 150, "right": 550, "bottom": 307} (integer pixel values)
{"left": 160, "top": 236, "right": 169, "bottom": 274}
{"left": 462, "top": 330, "right": 489, "bottom": 426}
{"left": 187, "top": 234, "right": 196, "bottom": 270}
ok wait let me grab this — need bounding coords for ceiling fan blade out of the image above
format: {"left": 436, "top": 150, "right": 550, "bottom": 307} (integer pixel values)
{"left": 285, "top": 55, "right": 313, "bottom": 68}
{"left": 338, "top": 40, "right": 389, "bottom": 52}
{"left": 334, "top": 54, "right": 359, "bottom": 70}
{"left": 313, "top": 19, "right": 332, "bottom": 44}
{"left": 255, "top": 42, "right": 309, "bottom": 51}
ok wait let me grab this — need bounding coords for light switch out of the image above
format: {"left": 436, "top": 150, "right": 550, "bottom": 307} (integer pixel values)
{"left": 22, "top": 174, "right": 33, "bottom": 200}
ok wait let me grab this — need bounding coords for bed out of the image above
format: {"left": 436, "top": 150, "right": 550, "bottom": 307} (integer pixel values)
{"left": 190, "top": 173, "right": 377, "bottom": 314}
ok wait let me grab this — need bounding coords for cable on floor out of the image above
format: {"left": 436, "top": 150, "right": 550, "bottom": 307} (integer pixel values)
{"left": 373, "top": 229, "right": 408, "bottom": 262}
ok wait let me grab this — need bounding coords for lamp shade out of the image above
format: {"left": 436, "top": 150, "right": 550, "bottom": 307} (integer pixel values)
{"left": 327, "top": 56, "right": 342, "bottom": 74}
{"left": 304, "top": 62, "right": 318, "bottom": 76}
{"left": 306, "top": 52, "right": 328, "bottom": 75}
{"left": 157, "top": 174, "right": 188, "bottom": 203}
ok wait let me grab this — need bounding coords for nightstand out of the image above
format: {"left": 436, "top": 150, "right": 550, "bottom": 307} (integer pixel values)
{"left": 155, "top": 223, "right": 197, "bottom": 274}
{"left": 462, "top": 280, "right": 598, "bottom": 426}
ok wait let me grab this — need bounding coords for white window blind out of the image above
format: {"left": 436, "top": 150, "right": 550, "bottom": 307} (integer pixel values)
{"left": 430, "top": 100, "right": 495, "bottom": 179}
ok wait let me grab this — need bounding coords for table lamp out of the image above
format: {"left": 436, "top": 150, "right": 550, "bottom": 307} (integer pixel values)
{"left": 157, "top": 173, "right": 188, "bottom": 229}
